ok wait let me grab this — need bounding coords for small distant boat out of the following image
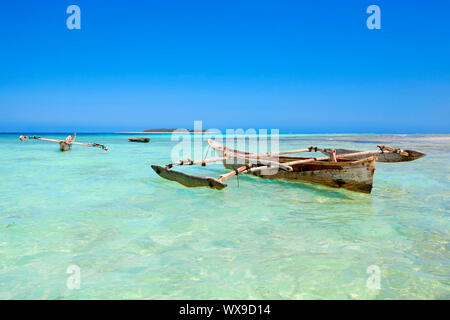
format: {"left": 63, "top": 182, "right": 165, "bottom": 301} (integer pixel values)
{"left": 19, "top": 135, "right": 108, "bottom": 152}
{"left": 151, "top": 139, "right": 426, "bottom": 193}
{"left": 128, "top": 137, "right": 150, "bottom": 143}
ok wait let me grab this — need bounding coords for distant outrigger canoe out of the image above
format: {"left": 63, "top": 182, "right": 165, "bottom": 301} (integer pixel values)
{"left": 128, "top": 137, "right": 150, "bottom": 143}
{"left": 19, "top": 135, "right": 108, "bottom": 152}
{"left": 151, "top": 139, "right": 426, "bottom": 193}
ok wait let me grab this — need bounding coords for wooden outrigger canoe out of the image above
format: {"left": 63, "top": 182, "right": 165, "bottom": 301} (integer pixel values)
{"left": 208, "top": 140, "right": 376, "bottom": 193}
{"left": 151, "top": 139, "right": 426, "bottom": 193}
{"left": 128, "top": 137, "right": 150, "bottom": 143}
{"left": 19, "top": 135, "right": 109, "bottom": 151}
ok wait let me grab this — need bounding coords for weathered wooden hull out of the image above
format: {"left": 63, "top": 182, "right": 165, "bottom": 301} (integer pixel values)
{"left": 209, "top": 140, "right": 376, "bottom": 193}
{"left": 59, "top": 142, "right": 72, "bottom": 151}
{"left": 221, "top": 157, "right": 376, "bottom": 193}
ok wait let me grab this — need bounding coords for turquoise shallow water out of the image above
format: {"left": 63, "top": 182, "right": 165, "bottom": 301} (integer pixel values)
{"left": 0, "top": 133, "right": 449, "bottom": 299}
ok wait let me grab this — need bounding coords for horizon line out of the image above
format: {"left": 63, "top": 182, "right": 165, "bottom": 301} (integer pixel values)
{"left": 1, "top": 131, "right": 449, "bottom": 135}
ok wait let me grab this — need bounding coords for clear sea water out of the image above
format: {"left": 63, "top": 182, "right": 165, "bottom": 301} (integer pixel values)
{"left": 0, "top": 133, "right": 448, "bottom": 299}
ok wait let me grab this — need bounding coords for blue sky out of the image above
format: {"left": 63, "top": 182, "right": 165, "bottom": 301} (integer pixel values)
{"left": 0, "top": 0, "right": 449, "bottom": 133}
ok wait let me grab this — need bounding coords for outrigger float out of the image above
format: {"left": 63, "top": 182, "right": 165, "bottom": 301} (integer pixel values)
{"left": 19, "top": 135, "right": 108, "bottom": 152}
{"left": 151, "top": 139, "right": 426, "bottom": 193}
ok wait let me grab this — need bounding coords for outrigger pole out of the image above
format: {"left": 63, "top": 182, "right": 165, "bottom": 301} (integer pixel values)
{"left": 19, "top": 136, "right": 109, "bottom": 151}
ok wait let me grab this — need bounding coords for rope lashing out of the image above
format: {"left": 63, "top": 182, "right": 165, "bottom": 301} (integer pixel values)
{"left": 234, "top": 163, "right": 252, "bottom": 188}
{"left": 198, "top": 144, "right": 211, "bottom": 167}
{"left": 235, "top": 164, "right": 252, "bottom": 175}
{"left": 203, "top": 145, "right": 211, "bottom": 161}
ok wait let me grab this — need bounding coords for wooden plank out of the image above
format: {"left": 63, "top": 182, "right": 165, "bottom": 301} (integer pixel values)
{"left": 230, "top": 154, "right": 293, "bottom": 171}
{"left": 168, "top": 156, "right": 228, "bottom": 168}
{"left": 209, "top": 139, "right": 426, "bottom": 163}
{"left": 219, "top": 164, "right": 253, "bottom": 182}
{"left": 70, "top": 141, "right": 109, "bottom": 151}
{"left": 329, "top": 149, "right": 337, "bottom": 162}
{"left": 261, "top": 148, "right": 311, "bottom": 156}
{"left": 320, "top": 148, "right": 426, "bottom": 162}
{"left": 20, "top": 136, "right": 61, "bottom": 143}
{"left": 377, "top": 145, "right": 409, "bottom": 156}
